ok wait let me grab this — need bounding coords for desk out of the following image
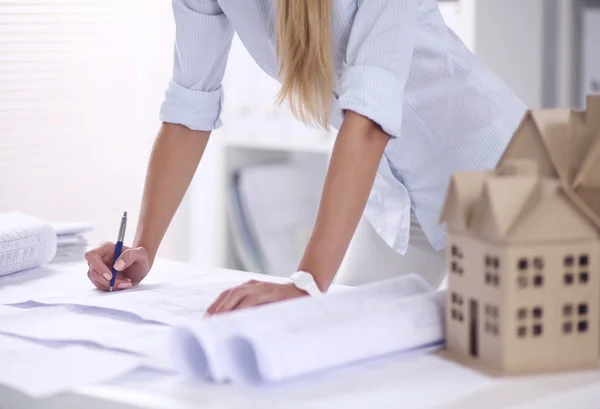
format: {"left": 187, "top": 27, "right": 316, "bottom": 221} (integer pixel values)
{"left": 1, "top": 259, "right": 600, "bottom": 409}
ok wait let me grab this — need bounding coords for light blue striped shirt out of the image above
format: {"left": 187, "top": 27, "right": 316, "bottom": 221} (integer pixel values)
{"left": 159, "top": 0, "right": 528, "bottom": 254}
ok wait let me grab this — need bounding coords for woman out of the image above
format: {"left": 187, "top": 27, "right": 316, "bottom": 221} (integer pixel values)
{"left": 85, "top": 0, "right": 527, "bottom": 314}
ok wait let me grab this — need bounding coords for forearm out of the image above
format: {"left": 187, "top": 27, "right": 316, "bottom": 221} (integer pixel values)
{"left": 297, "top": 112, "right": 389, "bottom": 291}
{"left": 132, "top": 123, "right": 210, "bottom": 265}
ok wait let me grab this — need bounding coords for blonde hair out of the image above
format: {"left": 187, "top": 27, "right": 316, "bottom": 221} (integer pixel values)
{"left": 275, "top": 0, "right": 334, "bottom": 129}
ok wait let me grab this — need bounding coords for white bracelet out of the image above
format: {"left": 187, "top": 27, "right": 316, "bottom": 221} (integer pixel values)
{"left": 289, "top": 271, "right": 322, "bottom": 297}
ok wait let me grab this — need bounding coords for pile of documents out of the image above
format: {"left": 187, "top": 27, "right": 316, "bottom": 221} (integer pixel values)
{"left": 50, "top": 221, "right": 93, "bottom": 263}
{"left": 0, "top": 212, "right": 93, "bottom": 277}
{"left": 0, "top": 267, "right": 446, "bottom": 398}
{"left": 0, "top": 213, "right": 57, "bottom": 277}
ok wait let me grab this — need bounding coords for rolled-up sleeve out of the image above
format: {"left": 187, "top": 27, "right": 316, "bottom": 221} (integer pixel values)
{"left": 337, "top": 0, "right": 418, "bottom": 137}
{"left": 159, "top": 0, "right": 234, "bottom": 131}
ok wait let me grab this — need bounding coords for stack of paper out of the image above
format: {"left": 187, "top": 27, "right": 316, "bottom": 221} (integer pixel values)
{"left": 0, "top": 268, "right": 446, "bottom": 395}
{"left": 50, "top": 221, "right": 93, "bottom": 263}
{"left": 0, "top": 213, "right": 57, "bottom": 277}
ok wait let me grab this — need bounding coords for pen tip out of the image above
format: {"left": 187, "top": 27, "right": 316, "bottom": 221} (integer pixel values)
{"left": 123, "top": 211, "right": 127, "bottom": 218}
{"left": 109, "top": 286, "right": 113, "bottom": 292}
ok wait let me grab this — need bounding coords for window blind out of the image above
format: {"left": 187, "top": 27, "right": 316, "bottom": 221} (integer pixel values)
{"left": 0, "top": 0, "right": 188, "bottom": 260}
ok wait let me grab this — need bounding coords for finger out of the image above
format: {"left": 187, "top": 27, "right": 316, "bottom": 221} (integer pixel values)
{"left": 113, "top": 247, "right": 148, "bottom": 272}
{"left": 205, "top": 289, "right": 230, "bottom": 316}
{"left": 214, "top": 286, "right": 257, "bottom": 314}
{"left": 85, "top": 250, "right": 113, "bottom": 278}
{"left": 205, "top": 280, "right": 260, "bottom": 316}
{"left": 88, "top": 269, "right": 109, "bottom": 291}
{"left": 88, "top": 269, "right": 131, "bottom": 290}
{"left": 235, "top": 292, "right": 277, "bottom": 311}
{"left": 89, "top": 268, "right": 110, "bottom": 285}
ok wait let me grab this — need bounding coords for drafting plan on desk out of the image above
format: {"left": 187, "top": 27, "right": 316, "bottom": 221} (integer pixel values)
{"left": 4, "top": 270, "right": 291, "bottom": 325}
{"left": 0, "top": 305, "right": 174, "bottom": 371}
{"left": 0, "top": 213, "right": 57, "bottom": 277}
{"left": 0, "top": 333, "right": 141, "bottom": 398}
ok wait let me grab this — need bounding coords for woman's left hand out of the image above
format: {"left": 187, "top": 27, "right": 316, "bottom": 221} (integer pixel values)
{"left": 205, "top": 280, "right": 308, "bottom": 316}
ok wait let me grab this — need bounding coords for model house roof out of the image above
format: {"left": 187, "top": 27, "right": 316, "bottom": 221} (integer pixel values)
{"left": 440, "top": 161, "right": 599, "bottom": 242}
{"left": 496, "top": 95, "right": 600, "bottom": 229}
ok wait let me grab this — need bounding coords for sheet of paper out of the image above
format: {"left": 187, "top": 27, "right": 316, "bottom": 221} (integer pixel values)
{"left": 0, "top": 263, "right": 88, "bottom": 305}
{"left": 0, "top": 259, "right": 206, "bottom": 306}
{"left": 50, "top": 221, "right": 94, "bottom": 236}
{"left": 0, "top": 334, "right": 142, "bottom": 398}
{"left": 225, "top": 291, "right": 445, "bottom": 383}
{"left": 4, "top": 269, "right": 290, "bottom": 325}
{"left": 172, "top": 274, "right": 433, "bottom": 382}
{"left": 0, "top": 305, "right": 174, "bottom": 371}
{"left": 0, "top": 304, "right": 24, "bottom": 316}
{"left": 0, "top": 213, "right": 57, "bottom": 277}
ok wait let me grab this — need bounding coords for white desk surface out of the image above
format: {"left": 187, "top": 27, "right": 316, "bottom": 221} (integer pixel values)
{"left": 1, "top": 259, "right": 600, "bottom": 409}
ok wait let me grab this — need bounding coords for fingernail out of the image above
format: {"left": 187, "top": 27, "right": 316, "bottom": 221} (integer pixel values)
{"left": 118, "top": 282, "right": 132, "bottom": 289}
{"left": 203, "top": 312, "right": 210, "bottom": 318}
{"left": 102, "top": 273, "right": 112, "bottom": 281}
{"left": 114, "top": 260, "right": 126, "bottom": 271}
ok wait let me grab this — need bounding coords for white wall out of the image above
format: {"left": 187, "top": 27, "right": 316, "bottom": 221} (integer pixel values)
{"left": 0, "top": 1, "right": 188, "bottom": 261}
{"left": 472, "top": 0, "right": 546, "bottom": 108}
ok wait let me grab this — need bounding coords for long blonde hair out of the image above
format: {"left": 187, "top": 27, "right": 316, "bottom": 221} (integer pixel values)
{"left": 275, "top": 0, "right": 334, "bottom": 129}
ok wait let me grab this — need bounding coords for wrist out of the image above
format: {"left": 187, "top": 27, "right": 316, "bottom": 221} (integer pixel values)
{"left": 289, "top": 270, "right": 323, "bottom": 296}
{"left": 132, "top": 235, "right": 158, "bottom": 268}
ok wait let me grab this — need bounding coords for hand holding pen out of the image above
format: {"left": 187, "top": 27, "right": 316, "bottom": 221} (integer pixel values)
{"left": 85, "top": 211, "right": 152, "bottom": 292}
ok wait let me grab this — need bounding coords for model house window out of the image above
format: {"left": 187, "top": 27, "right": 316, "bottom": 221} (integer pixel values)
{"left": 564, "top": 253, "right": 589, "bottom": 286}
{"left": 451, "top": 245, "right": 464, "bottom": 275}
{"left": 517, "top": 256, "right": 544, "bottom": 289}
{"left": 565, "top": 255, "right": 574, "bottom": 266}
{"left": 564, "top": 255, "right": 574, "bottom": 285}
{"left": 563, "top": 303, "right": 573, "bottom": 334}
{"left": 517, "top": 258, "right": 528, "bottom": 288}
{"left": 532, "top": 257, "right": 544, "bottom": 287}
{"left": 485, "top": 255, "right": 500, "bottom": 287}
{"left": 484, "top": 304, "right": 499, "bottom": 335}
{"left": 563, "top": 302, "right": 589, "bottom": 334}
{"left": 579, "top": 254, "right": 589, "bottom": 284}
{"left": 578, "top": 302, "right": 589, "bottom": 333}
{"left": 564, "top": 273, "right": 574, "bottom": 285}
{"left": 516, "top": 306, "right": 543, "bottom": 338}
{"left": 451, "top": 292, "right": 464, "bottom": 322}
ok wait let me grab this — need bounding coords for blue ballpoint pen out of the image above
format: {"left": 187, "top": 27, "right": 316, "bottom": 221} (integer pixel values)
{"left": 110, "top": 211, "right": 128, "bottom": 292}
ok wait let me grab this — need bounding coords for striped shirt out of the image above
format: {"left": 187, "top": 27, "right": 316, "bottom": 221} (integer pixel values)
{"left": 159, "top": 0, "right": 529, "bottom": 255}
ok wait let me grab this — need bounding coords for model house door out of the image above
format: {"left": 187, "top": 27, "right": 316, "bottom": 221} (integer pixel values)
{"left": 469, "top": 299, "right": 479, "bottom": 357}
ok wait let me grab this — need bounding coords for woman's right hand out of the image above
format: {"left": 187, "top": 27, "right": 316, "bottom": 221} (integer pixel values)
{"left": 85, "top": 242, "right": 150, "bottom": 291}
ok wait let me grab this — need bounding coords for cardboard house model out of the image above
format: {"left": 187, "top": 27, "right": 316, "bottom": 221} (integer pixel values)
{"left": 440, "top": 95, "right": 600, "bottom": 375}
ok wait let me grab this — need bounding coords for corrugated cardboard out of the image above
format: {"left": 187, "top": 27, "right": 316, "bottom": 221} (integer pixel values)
{"left": 441, "top": 95, "right": 600, "bottom": 375}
